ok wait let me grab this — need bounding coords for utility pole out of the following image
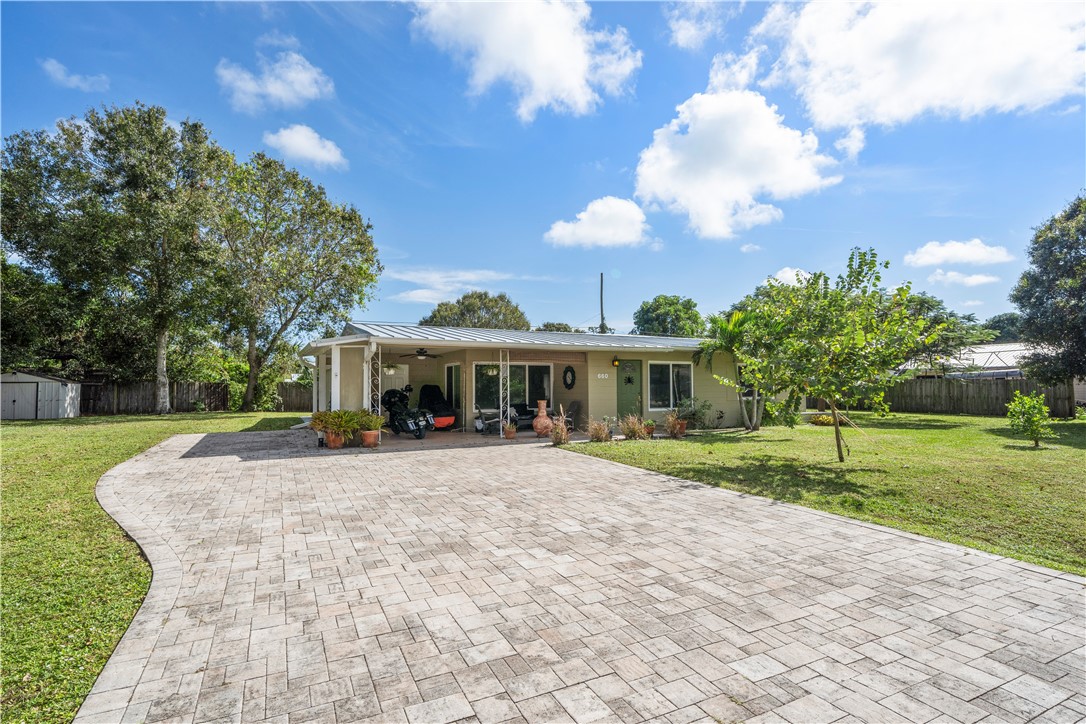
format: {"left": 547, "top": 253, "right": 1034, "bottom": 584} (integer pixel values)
{"left": 598, "top": 272, "right": 610, "bottom": 334}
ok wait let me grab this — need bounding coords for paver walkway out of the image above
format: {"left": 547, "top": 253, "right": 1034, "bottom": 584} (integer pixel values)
{"left": 77, "top": 430, "right": 1084, "bottom": 723}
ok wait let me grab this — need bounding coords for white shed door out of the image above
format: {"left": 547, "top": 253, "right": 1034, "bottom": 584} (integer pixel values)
{"left": 1, "top": 383, "right": 38, "bottom": 419}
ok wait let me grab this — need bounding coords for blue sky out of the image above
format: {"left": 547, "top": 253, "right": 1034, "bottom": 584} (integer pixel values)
{"left": 3, "top": 1, "right": 1084, "bottom": 332}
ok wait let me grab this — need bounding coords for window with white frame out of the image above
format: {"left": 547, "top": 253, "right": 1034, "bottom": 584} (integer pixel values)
{"left": 648, "top": 362, "right": 693, "bottom": 410}
{"left": 473, "top": 363, "right": 552, "bottom": 409}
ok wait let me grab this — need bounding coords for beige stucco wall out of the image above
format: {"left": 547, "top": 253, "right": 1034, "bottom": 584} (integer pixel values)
{"left": 585, "top": 349, "right": 740, "bottom": 427}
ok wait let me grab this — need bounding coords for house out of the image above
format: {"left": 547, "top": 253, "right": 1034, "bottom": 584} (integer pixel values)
{"left": 299, "top": 323, "right": 741, "bottom": 429}
{"left": 0, "top": 371, "right": 81, "bottom": 420}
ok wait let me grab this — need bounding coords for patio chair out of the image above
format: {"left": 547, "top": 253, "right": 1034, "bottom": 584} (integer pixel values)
{"left": 474, "top": 404, "right": 501, "bottom": 435}
{"left": 562, "top": 400, "right": 582, "bottom": 431}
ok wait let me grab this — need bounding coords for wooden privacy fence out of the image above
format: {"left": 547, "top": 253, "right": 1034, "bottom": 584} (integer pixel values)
{"left": 80, "top": 381, "right": 229, "bottom": 415}
{"left": 884, "top": 377, "right": 1075, "bottom": 418}
{"left": 277, "top": 381, "right": 312, "bottom": 412}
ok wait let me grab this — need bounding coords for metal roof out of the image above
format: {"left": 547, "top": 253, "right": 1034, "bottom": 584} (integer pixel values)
{"left": 957, "top": 342, "right": 1032, "bottom": 370}
{"left": 301, "top": 322, "right": 704, "bottom": 355}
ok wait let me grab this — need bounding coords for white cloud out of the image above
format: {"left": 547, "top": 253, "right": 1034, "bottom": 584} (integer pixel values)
{"left": 544, "top": 197, "right": 649, "bottom": 248}
{"left": 834, "top": 128, "right": 865, "bottom": 160}
{"left": 707, "top": 48, "right": 762, "bottom": 91}
{"left": 40, "top": 58, "right": 109, "bottom": 92}
{"left": 387, "top": 268, "right": 548, "bottom": 304}
{"left": 263, "top": 125, "right": 347, "bottom": 169}
{"left": 927, "top": 269, "right": 1000, "bottom": 287}
{"left": 256, "top": 31, "right": 300, "bottom": 49}
{"left": 905, "top": 239, "right": 1014, "bottom": 267}
{"left": 740, "top": 243, "right": 761, "bottom": 253}
{"left": 666, "top": 2, "right": 727, "bottom": 50}
{"left": 757, "top": 2, "right": 1085, "bottom": 131}
{"left": 216, "top": 51, "right": 334, "bottom": 113}
{"left": 771, "top": 266, "right": 810, "bottom": 285}
{"left": 962, "top": 300, "right": 984, "bottom": 307}
{"left": 635, "top": 85, "right": 840, "bottom": 239}
{"left": 412, "top": 0, "right": 642, "bottom": 122}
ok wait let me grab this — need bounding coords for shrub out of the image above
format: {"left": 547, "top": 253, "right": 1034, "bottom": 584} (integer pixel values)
{"left": 810, "top": 414, "right": 836, "bottom": 426}
{"left": 324, "top": 409, "right": 364, "bottom": 437}
{"left": 551, "top": 408, "right": 570, "bottom": 446}
{"left": 587, "top": 418, "right": 611, "bottom": 442}
{"left": 1007, "top": 391, "right": 1056, "bottom": 447}
{"left": 663, "top": 410, "right": 685, "bottom": 438}
{"left": 676, "top": 397, "right": 714, "bottom": 428}
{"left": 618, "top": 414, "right": 647, "bottom": 440}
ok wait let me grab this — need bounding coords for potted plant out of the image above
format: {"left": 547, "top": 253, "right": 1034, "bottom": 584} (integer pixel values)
{"left": 503, "top": 422, "right": 517, "bottom": 440}
{"left": 322, "top": 409, "right": 363, "bottom": 450}
{"left": 643, "top": 418, "right": 656, "bottom": 437}
{"left": 664, "top": 410, "right": 686, "bottom": 438}
{"left": 358, "top": 411, "right": 384, "bottom": 448}
{"left": 309, "top": 411, "right": 331, "bottom": 446}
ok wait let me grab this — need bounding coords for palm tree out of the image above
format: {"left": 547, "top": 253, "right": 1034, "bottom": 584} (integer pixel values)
{"left": 694, "top": 311, "right": 758, "bottom": 430}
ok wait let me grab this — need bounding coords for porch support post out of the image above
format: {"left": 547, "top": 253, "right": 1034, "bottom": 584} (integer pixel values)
{"left": 318, "top": 351, "right": 330, "bottom": 411}
{"left": 311, "top": 358, "right": 319, "bottom": 413}
{"left": 362, "top": 344, "right": 373, "bottom": 415}
{"left": 331, "top": 345, "right": 341, "bottom": 410}
{"left": 500, "top": 349, "right": 511, "bottom": 426}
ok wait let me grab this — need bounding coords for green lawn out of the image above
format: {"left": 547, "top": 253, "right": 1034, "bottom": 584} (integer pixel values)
{"left": 573, "top": 413, "right": 1086, "bottom": 576}
{"left": 1, "top": 412, "right": 301, "bottom": 724}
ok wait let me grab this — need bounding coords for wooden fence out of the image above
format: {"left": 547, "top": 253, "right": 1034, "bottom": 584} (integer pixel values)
{"left": 884, "top": 377, "right": 1075, "bottom": 418}
{"left": 80, "top": 381, "right": 229, "bottom": 415}
{"left": 277, "top": 381, "right": 312, "bottom": 412}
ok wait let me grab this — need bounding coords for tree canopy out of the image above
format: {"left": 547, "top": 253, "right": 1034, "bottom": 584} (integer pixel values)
{"left": 2, "top": 102, "right": 227, "bottom": 411}
{"left": 535, "top": 322, "right": 584, "bottom": 333}
{"left": 983, "top": 312, "right": 1022, "bottom": 343}
{"left": 904, "top": 293, "right": 995, "bottom": 373}
{"left": 632, "top": 295, "right": 705, "bottom": 337}
{"left": 419, "top": 291, "right": 530, "bottom": 329}
{"left": 213, "top": 153, "right": 380, "bottom": 410}
{"left": 1010, "top": 195, "right": 1086, "bottom": 385}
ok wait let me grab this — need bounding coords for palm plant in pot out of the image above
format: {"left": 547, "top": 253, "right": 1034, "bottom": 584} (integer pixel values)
{"left": 358, "top": 411, "right": 384, "bottom": 448}
{"left": 503, "top": 422, "right": 517, "bottom": 440}
{"left": 321, "top": 410, "right": 364, "bottom": 450}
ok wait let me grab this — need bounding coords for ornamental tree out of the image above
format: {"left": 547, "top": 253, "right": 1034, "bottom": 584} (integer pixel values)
{"left": 741, "top": 249, "right": 928, "bottom": 461}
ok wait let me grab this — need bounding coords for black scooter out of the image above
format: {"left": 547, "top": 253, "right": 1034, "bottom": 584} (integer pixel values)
{"left": 380, "top": 385, "right": 435, "bottom": 439}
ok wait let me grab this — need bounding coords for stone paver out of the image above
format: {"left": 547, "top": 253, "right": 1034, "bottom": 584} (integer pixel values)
{"left": 76, "top": 430, "right": 1084, "bottom": 723}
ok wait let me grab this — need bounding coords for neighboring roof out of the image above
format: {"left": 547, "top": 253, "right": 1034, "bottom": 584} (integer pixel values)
{"left": 0, "top": 370, "right": 79, "bottom": 384}
{"left": 300, "top": 322, "right": 704, "bottom": 355}
{"left": 957, "top": 342, "right": 1033, "bottom": 370}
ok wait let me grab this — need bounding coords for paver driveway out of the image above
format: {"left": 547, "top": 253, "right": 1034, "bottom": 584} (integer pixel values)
{"left": 77, "top": 430, "right": 1084, "bottom": 723}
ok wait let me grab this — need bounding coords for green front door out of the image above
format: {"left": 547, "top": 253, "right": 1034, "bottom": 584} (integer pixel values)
{"left": 616, "top": 359, "right": 642, "bottom": 418}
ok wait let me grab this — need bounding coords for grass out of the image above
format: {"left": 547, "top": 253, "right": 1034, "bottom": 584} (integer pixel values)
{"left": 1, "top": 412, "right": 301, "bottom": 723}
{"left": 572, "top": 413, "right": 1086, "bottom": 576}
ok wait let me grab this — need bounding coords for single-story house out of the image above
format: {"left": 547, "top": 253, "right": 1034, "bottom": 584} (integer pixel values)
{"left": 299, "top": 322, "right": 742, "bottom": 429}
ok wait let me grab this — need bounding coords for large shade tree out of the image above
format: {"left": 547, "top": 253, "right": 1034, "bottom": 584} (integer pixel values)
{"left": 213, "top": 153, "right": 381, "bottom": 411}
{"left": 632, "top": 295, "right": 705, "bottom": 337}
{"left": 983, "top": 312, "right": 1022, "bottom": 343}
{"left": 420, "top": 291, "right": 530, "bottom": 329}
{"left": 904, "top": 293, "right": 995, "bottom": 373}
{"left": 1010, "top": 195, "right": 1086, "bottom": 386}
{"left": 1, "top": 102, "right": 225, "bottom": 412}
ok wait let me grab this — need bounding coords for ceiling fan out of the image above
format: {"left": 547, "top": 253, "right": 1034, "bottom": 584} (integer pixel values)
{"left": 400, "top": 348, "right": 442, "bottom": 360}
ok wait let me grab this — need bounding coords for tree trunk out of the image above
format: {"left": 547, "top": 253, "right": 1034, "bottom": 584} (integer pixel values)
{"left": 750, "top": 389, "right": 761, "bottom": 431}
{"left": 242, "top": 329, "right": 261, "bottom": 412}
{"left": 154, "top": 328, "right": 171, "bottom": 414}
{"left": 829, "top": 400, "right": 845, "bottom": 462}
{"left": 737, "top": 390, "right": 752, "bottom": 430}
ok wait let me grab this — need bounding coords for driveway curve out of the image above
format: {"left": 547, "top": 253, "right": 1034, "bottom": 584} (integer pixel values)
{"left": 77, "top": 430, "right": 1083, "bottom": 723}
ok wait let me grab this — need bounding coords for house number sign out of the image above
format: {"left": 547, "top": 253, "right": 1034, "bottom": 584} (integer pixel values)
{"left": 596, "top": 373, "right": 609, "bottom": 379}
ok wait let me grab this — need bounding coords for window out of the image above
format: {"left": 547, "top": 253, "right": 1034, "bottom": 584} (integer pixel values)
{"left": 648, "top": 362, "right": 693, "bottom": 410}
{"left": 473, "top": 363, "right": 552, "bottom": 409}
{"left": 445, "top": 364, "right": 461, "bottom": 408}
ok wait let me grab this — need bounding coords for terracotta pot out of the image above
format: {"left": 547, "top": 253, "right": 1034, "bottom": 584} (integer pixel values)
{"left": 644, "top": 423, "right": 656, "bottom": 438}
{"left": 361, "top": 430, "right": 380, "bottom": 448}
{"left": 504, "top": 428, "right": 517, "bottom": 440}
{"left": 325, "top": 431, "right": 345, "bottom": 449}
{"left": 532, "top": 400, "right": 554, "bottom": 437}
{"left": 673, "top": 420, "right": 688, "bottom": 438}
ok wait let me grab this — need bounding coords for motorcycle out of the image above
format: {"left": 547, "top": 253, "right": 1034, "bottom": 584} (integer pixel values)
{"left": 380, "top": 385, "right": 435, "bottom": 439}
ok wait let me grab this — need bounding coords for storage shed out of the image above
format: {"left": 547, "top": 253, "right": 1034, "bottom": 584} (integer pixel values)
{"left": 1, "top": 372, "right": 81, "bottom": 420}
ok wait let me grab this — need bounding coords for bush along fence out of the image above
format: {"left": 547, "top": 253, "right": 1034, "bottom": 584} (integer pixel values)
{"left": 883, "top": 377, "right": 1075, "bottom": 418}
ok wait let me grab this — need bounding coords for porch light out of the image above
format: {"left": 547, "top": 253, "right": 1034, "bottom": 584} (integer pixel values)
{"left": 486, "top": 366, "right": 499, "bottom": 376}
{"left": 611, "top": 356, "right": 620, "bottom": 368}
